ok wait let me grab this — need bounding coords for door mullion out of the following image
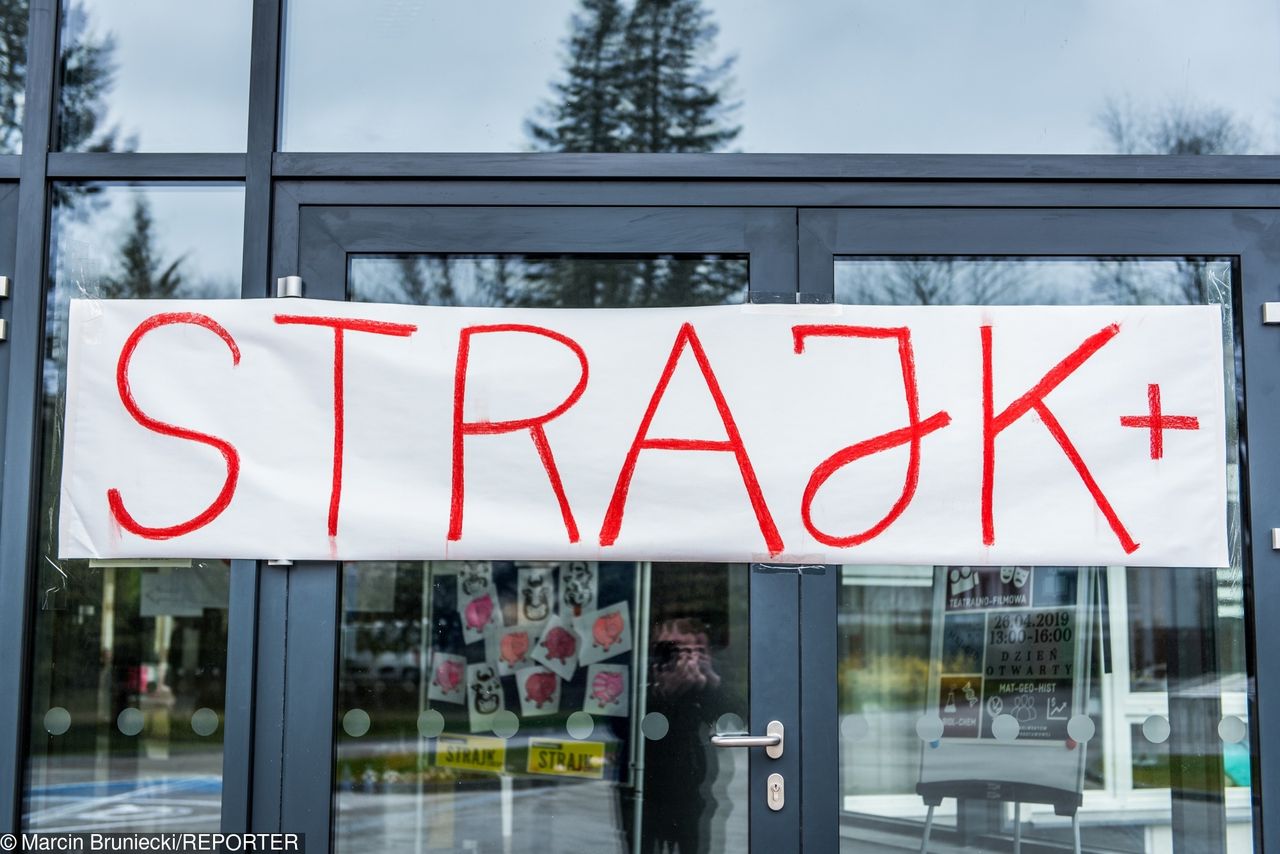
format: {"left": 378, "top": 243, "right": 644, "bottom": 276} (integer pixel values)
{"left": 279, "top": 562, "right": 341, "bottom": 848}
{"left": 750, "top": 566, "right": 802, "bottom": 850}
{"left": 268, "top": 199, "right": 346, "bottom": 850}
{"left": 801, "top": 567, "right": 840, "bottom": 852}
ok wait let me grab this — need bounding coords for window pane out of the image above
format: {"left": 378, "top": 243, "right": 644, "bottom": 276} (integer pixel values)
{"left": 25, "top": 184, "right": 244, "bottom": 832}
{"left": 336, "top": 253, "right": 751, "bottom": 853}
{"left": 835, "top": 259, "right": 1252, "bottom": 851}
{"left": 349, "top": 254, "right": 748, "bottom": 308}
{"left": 335, "top": 561, "right": 749, "bottom": 854}
{"left": 281, "top": 0, "right": 1276, "bottom": 154}
{"left": 56, "top": 0, "right": 251, "bottom": 152}
{"left": 1, "top": 0, "right": 30, "bottom": 153}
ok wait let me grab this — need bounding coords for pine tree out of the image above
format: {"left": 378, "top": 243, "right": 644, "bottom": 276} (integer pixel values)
{"left": 0, "top": 1, "right": 121, "bottom": 153}
{"left": 56, "top": 3, "right": 122, "bottom": 153}
{"left": 524, "top": 0, "right": 743, "bottom": 307}
{"left": 101, "top": 199, "right": 184, "bottom": 299}
{"left": 0, "top": 0, "right": 27, "bottom": 152}
{"left": 618, "top": 0, "right": 739, "bottom": 153}
{"left": 387, "top": 255, "right": 519, "bottom": 307}
{"left": 527, "top": 0, "right": 627, "bottom": 152}
{"left": 528, "top": 0, "right": 740, "bottom": 155}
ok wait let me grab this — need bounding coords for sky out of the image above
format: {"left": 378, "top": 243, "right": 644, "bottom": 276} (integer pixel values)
{"left": 48, "top": 0, "right": 1280, "bottom": 287}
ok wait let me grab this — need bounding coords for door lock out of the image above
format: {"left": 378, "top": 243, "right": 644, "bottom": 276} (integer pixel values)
{"left": 767, "top": 773, "right": 785, "bottom": 811}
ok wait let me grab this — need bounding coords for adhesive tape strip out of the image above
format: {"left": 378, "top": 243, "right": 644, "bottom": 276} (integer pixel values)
{"left": 739, "top": 302, "right": 844, "bottom": 316}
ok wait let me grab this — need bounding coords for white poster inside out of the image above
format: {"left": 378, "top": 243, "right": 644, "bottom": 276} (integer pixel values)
{"left": 58, "top": 299, "right": 1229, "bottom": 567}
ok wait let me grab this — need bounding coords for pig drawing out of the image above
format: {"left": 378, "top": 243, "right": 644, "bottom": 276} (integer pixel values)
{"left": 592, "top": 611, "right": 625, "bottom": 652}
{"left": 464, "top": 593, "right": 494, "bottom": 631}
{"left": 590, "top": 670, "right": 624, "bottom": 707}
{"left": 524, "top": 671, "right": 558, "bottom": 708}
{"left": 541, "top": 626, "right": 577, "bottom": 663}
{"left": 433, "top": 659, "right": 462, "bottom": 694}
{"left": 500, "top": 632, "right": 530, "bottom": 667}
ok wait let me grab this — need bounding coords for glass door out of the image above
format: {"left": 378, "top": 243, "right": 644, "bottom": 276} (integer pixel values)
{"left": 799, "top": 208, "right": 1279, "bottom": 854}
{"left": 269, "top": 203, "right": 803, "bottom": 853}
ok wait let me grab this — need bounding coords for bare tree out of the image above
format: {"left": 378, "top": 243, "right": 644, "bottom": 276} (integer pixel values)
{"left": 839, "top": 258, "right": 1033, "bottom": 306}
{"left": 1097, "top": 96, "right": 1252, "bottom": 155}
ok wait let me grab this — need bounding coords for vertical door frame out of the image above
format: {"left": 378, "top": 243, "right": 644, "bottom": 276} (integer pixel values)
{"left": 0, "top": 0, "right": 57, "bottom": 832}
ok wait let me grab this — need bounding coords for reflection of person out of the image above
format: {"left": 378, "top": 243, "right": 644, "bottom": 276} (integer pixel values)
{"left": 620, "top": 618, "right": 737, "bottom": 854}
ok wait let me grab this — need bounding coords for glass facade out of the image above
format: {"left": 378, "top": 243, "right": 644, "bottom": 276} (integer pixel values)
{"left": 0, "top": 0, "right": 31, "bottom": 153}
{"left": 0, "top": 2, "right": 1274, "bottom": 853}
{"left": 282, "top": 0, "right": 1279, "bottom": 154}
{"left": 55, "top": 0, "right": 251, "bottom": 152}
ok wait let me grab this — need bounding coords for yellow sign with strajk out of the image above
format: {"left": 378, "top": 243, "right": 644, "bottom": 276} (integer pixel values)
{"left": 527, "top": 739, "right": 606, "bottom": 779}
{"left": 436, "top": 735, "right": 506, "bottom": 773}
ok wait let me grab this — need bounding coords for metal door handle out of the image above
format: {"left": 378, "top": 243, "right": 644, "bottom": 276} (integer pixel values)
{"left": 711, "top": 734, "right": 778, "bottom": 747}
{"left": 710, "top": 720, "right": 784, "bottom": 758}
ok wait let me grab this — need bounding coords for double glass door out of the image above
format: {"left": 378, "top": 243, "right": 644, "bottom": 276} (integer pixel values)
{"left": 262, "top": 198, "right": 1272, "bottom": 854}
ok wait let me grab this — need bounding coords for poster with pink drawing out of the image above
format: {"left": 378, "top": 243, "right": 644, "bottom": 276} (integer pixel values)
{"left": 516, "top": 666, "right": 561, "bottom": 717}
{"left": 583, "top": 663, "right": 629, "bottom": 717}
{"left": 460, "top": 588, "right": 502, "bottom": 645}
{"left": 577, "top": 602, "right": 632, "bottom": 665}
{"left": 488, "top": 623, "right": 542, "bottom": 676}
{"left": 427, "top": 651, "right": 467, "bottom": 705}
{"left": 532, "top": 613, "right": 580, "bottom": 681}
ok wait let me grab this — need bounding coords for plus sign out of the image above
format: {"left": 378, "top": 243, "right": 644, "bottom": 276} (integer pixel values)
{"left": 1120, "top": 383, "right": 1199, "bottom": 460}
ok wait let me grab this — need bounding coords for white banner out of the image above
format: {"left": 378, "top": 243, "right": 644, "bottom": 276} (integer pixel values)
{"left": 58, "top": 299, "right": 1229, "bottom": 567}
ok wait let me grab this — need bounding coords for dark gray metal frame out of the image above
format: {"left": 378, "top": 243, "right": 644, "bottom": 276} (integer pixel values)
{"left": 0, "top": 0, "right": 1275, "bottom": 850}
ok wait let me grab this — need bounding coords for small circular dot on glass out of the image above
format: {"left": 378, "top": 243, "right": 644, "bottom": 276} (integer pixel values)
{"left": 44, "top": 707, "right": 71, "bottom": 736}
{"left": 991, "top": 713, "right": 1020, "bottom": 742}
{"left": 342, "top": 709, "right": 371, "bottom": 738}
{"left": 191, "top": 707, "right": 219, "bottom": 737}
{"left": 641, "top": 712, "right": 669, "bottom": 741}
{"left": 417, "top": 709, "right": 445, "bottom": 738}
{"left": 117, "top": 708, "right": 144, "bottom": 737}
{"left": 840, "top": 714, "right": 869, "bottom": 742}
{"left": 1142, "top": 714, "right": 1171, "bottom": 745}
{"left": 915, "top": 715, "right": 944, "bottom": 742}
{"left": 566, "top": 711, "right": 594, "bottom": 740}
{"left": 492, "top": 710, "right": 519, "bottom": 739}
